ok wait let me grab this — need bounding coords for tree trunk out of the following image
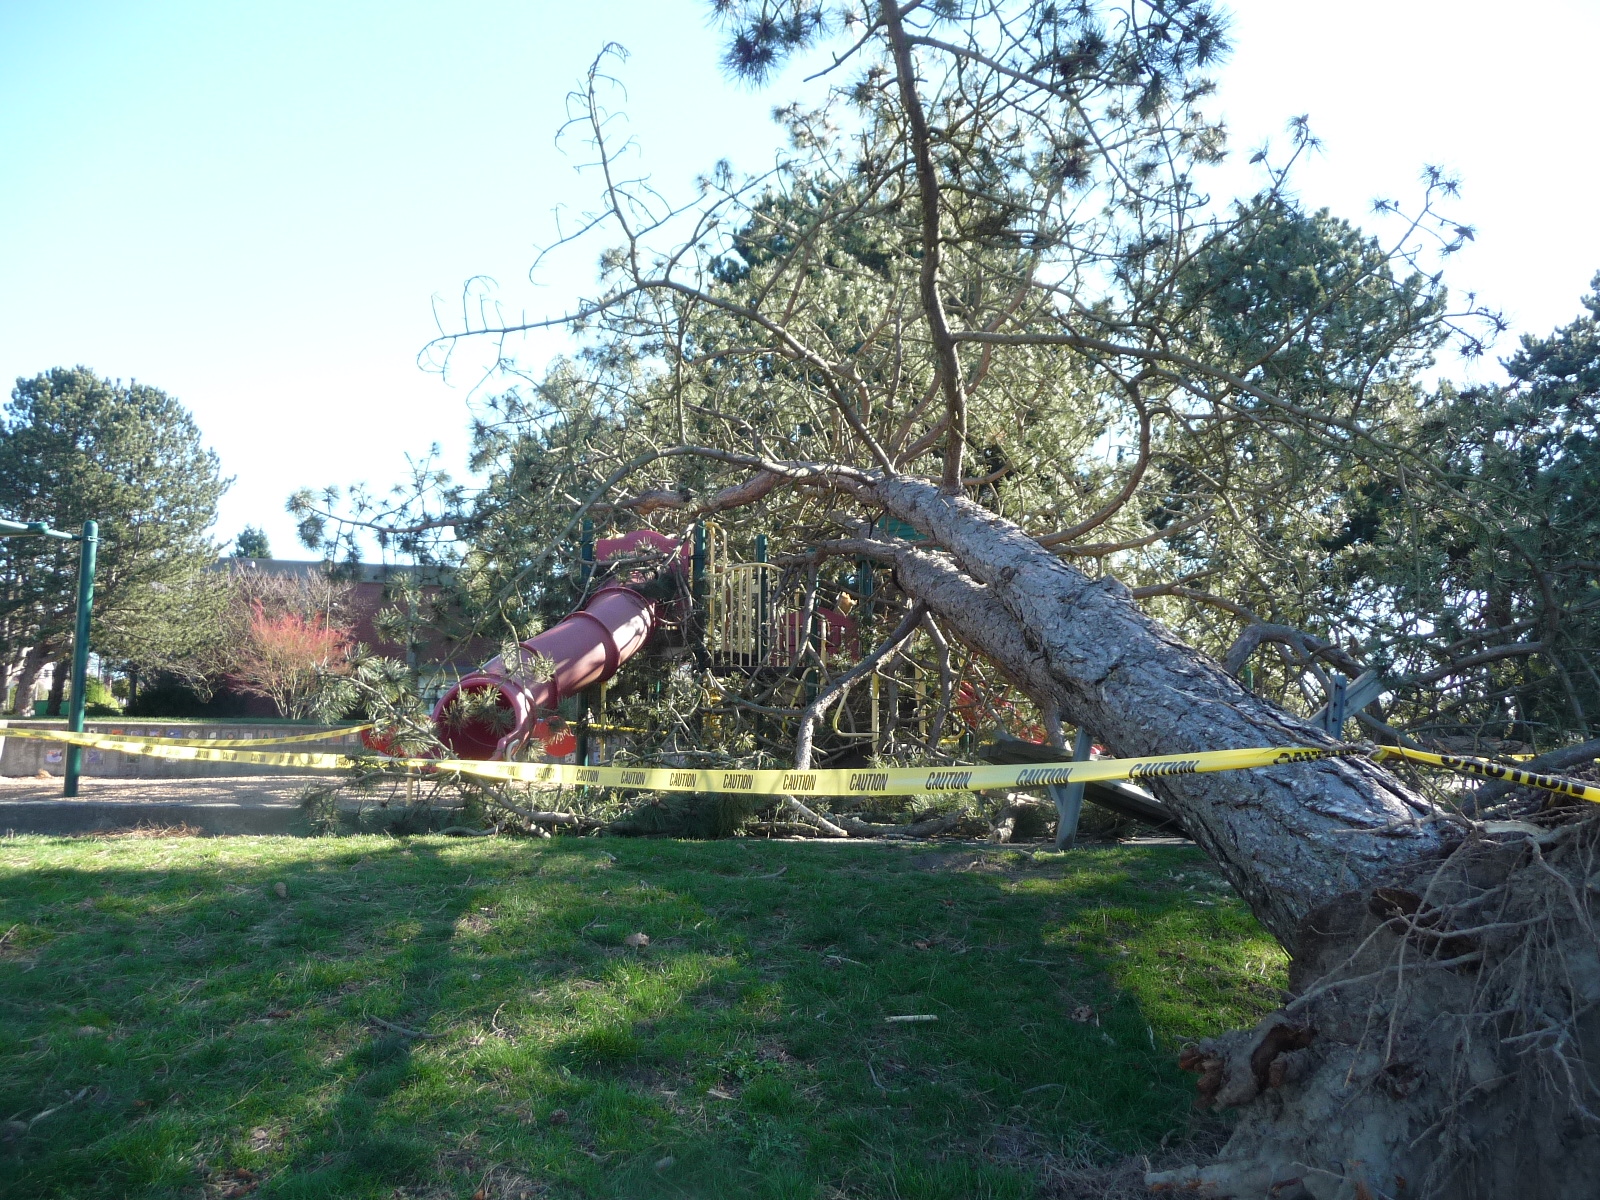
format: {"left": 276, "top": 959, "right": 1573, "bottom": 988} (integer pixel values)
{"left": 45, "top": 654, "right": 69, "bottom": 717}
{"left": 1144, "top": 817, "right": 1600, "bottom": 1199}
{"left": 858, "top": 479, "right": 1598, "bottom": 1197}
{"left": 869, "top": 479, "right": 1445, "bottom": 946}
{"left": 8, "top": 646, "right": 48, "bottom": 715}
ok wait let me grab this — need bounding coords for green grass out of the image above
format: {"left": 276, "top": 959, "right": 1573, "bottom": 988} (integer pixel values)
{"left": 0, "top": 835, "right": 1286, "bottom": 1199}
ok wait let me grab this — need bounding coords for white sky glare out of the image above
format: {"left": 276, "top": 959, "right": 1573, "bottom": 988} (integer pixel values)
{"left": 2, "top": 1, "right": 1597, "bottom": 559}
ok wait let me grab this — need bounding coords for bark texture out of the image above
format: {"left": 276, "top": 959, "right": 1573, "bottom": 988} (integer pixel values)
{"left": 8, "top": 646, "right": 48, "bottom": 715}
{"left": 45, "top": 653, "right": 69, "bottom": 717}
{"left": 873, "top": 478, "right": 1446, "bottom": 948}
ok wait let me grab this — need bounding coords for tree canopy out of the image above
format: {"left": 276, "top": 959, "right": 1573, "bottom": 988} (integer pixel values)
{"left": 0, "top": 366, "right": 226, "bottom": 712}
{"left": 232, "top": 525, "right": 272, "bottom": 559}
{"left": 299, "top": 0, "right": 1562, "bottom": 757}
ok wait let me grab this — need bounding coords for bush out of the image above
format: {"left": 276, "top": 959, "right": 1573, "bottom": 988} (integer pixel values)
{"left": 84, "top": 678, "right": 120, "bottom": 715}
{"left": 125, "top": 671, "right": 264, "bottom": 718}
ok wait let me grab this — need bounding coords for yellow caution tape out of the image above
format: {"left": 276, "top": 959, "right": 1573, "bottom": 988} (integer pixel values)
{"left": 1373, "top": 746, "right": 1598, "bottom": 803}
{"left": 424, "top": 743, "right": 1370, "bottom": 796}
{"left": 9, "top": 726, "right": 1595, "bottom": 805}
{"left": 437, "top": 745, "right": 1599, "bottom": 803}
{"left": 2, "top": 731, "right": 356, "bottom": 770}
{"left": 0, "top": 724, "right": 371, "bottom": 747}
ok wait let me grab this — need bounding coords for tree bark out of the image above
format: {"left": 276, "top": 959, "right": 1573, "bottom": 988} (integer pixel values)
{"left": 45, "top": 653, "right": 70, "bottom": 717}
{"left": 882, "top": 0, "right": 968, "bottom": 491}
{"left": 869, "top": 478, "right": 1445, "bottom": 949}
{"left": 8, "top": 646, "right": 48, "bottom": 715}
{"left": 846, "top": 478, "right": 1600, "bottom": 1196}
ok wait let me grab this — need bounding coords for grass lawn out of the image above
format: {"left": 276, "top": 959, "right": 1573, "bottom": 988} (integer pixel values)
{"left": 0, "top": 834, "right": 1286, "bottom": 1199}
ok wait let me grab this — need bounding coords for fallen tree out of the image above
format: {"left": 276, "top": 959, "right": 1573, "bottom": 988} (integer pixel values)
{"left": 311, "top": 3, "right": 1597, "bottom": 1192}
{"left": 864, "top": 476, "right": 1599, "bottom": 1198}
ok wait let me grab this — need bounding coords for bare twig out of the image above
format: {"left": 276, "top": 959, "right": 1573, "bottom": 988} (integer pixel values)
{"left": 368, "top": 1015, "right": 442, "bottom": 1040}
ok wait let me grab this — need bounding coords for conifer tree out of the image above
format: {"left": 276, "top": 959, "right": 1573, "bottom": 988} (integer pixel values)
{"left": 0, "top": 367, "right": 226, "bottom": 713}
{"left": 302, "top": 6, "right": 1600, "bottom": 1185}
{"left": 232, "top": 525, "right": 272, "bottom": 559}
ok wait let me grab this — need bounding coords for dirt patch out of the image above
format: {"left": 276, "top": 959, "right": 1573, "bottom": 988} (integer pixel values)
{"left": 79, "top": 821, "right": 205, "bottom": 839}
{"left": 978, "top": 1122, "right": 1230, "bottom": 1199}
{"left": 456, "top": 908, "right": 496, "bottom": 934}
{"left": 475, "top": 1165, "right": 545, "bottom": 1198}
{"left": 900, "top": 850, "right": 1011, "bottom": 872}
{"left": 1039, "top": 1156, "right": 1170, "bottom": 1199}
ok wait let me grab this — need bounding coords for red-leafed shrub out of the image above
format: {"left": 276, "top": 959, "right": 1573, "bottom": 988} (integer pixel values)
{"left": 230, "top": 601, "right": 351, "bottom": 718}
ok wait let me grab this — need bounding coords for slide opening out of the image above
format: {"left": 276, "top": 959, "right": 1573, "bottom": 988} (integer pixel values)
{"left": 436, "top": 680, "right": 519, "bottom": 760}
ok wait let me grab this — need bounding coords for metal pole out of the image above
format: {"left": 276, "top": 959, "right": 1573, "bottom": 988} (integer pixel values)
{"left": 870, "top": 671, "right": 880, "bottom": 755}
{"left": 690, "top": 522, "right": 710, "bottom": 672}
{"left": 857, "top": 558, "right": 875, "bottom": 621}
{"left": 63, "top": 520, "right": 98, "bottom": 798}
{"left": 575, "top": 688, "right": 591, "bottom": 767}
{"left": 1325, "top": 672, "right": 1348, "bottom": 738}
{"left": 691, "top": 522, "right": 707, "bottom": 603}
{"left": 1048, "top": 725, "right": 1094, "bottom": 851}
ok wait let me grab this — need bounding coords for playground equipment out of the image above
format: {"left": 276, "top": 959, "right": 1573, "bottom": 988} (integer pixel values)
{"left": 434, "top": 524, "right": 869, "bottom": 761}
{"left": 429, "top": 521, "right": 1053, "bottom": 762}
{"left": 425, "top": 519, "right": 1180, "bottom": 843}
{"left": 0, "top": 517, "right": 97, "bottom": 797}
{"left": 701, "top": 527, "right": 859, "bottom": 667}
{"left": 431, "top": 530, "right": 685, "bottom": 759}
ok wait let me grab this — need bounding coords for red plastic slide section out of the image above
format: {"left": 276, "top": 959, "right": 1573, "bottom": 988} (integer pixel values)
{"left": 431, "top": 531, "right": 684, "bottom": 760}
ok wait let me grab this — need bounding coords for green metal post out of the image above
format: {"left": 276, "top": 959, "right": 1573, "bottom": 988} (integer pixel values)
{"left": 575, "top": 687, "right": 593, "bottom": 768}
{"left": 691, "top": 522, "right": 707, "bottom": 603}
{"left": 752, "top": 533, "right": 770, "bottom": 742}
{"left": 63, "top": 520, "right": 98, "bottom": 798}
{"left": 856, "top": 558, "right": 875, "bottom": 621}
{"left": 691, "top": 522, "right": 708, "bottom": 648}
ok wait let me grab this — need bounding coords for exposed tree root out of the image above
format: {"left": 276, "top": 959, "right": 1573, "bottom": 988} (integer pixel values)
{"left": 1150, "top": 809, "right": 1600, "bottom": 1198}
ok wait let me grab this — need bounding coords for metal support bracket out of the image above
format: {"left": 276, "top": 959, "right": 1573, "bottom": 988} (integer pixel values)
{"left": 1048, "top": 725, "right": 1094, "bottom": 850}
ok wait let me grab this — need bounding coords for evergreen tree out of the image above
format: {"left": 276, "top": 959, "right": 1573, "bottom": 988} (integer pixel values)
{"left": 1341, "top": 275, "right": 1600, "bottom": 746}
{"left": 232, "top": 525, "right": 272, "bottom": 559}
{"left": 0, "top": 367, "right": 227, "bottom": 713}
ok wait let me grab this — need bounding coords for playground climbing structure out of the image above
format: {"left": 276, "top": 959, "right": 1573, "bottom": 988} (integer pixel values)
{"left": 431, "top": 520, "right": 1063, "bottom": 774}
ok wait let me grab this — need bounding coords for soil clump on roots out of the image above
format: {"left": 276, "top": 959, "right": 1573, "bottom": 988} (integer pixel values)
{"left": 1150, "top": 808, "right": 1600, "bottom": 1198}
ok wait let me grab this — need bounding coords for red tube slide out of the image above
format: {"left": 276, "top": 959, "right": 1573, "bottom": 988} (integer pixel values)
{"left": 432, "top": 530, "right": 684, "bottom": 760}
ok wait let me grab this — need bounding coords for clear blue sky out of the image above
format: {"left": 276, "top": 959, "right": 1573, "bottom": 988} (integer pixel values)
{"left": 3, "top": 1, "right": 1597, "bottom": 560}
